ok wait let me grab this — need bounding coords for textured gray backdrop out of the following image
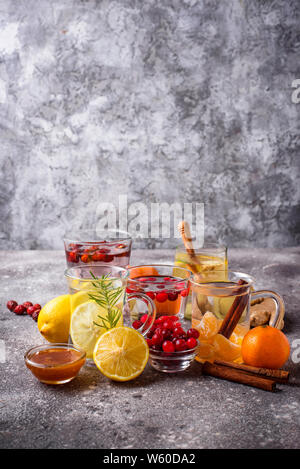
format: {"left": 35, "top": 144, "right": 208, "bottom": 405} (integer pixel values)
{"left": 0, "top": 0, "right": 299, "bottom": 249}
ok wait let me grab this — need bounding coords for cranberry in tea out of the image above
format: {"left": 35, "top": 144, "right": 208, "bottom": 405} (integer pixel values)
{"left": 64, "top": 229, "right": 132, "bottom": 268}
{"left": 127, "top": 265, "right": 191, "bottom": 319}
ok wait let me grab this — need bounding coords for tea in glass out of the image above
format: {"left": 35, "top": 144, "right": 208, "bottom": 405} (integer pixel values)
{"left": 190, "top": 270, "right": 285, "bottom": 364}
{"left": 64, "top": 229, "right": 132, "bottom": 267}
{"left": 174, "top": 243, "right": 227, "bottom": 319}
{"left": 127, "top": 264, "right": 191, "bottom": 320}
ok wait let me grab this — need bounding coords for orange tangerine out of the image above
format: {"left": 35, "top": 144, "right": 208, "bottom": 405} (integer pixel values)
{"left": 195, "top": 341, "right": 215, "bottom": 362}
{"left": 213, "top": 334, "right": 241, "bottom": 361}
{"left": 241, "top": 325, "right": 290, "bottom": 369}
{"left": 129, "top": 266, "right": 159, "bottom": 279}
{"left": 194, "top": 311, "right": 219, "bottom": 340}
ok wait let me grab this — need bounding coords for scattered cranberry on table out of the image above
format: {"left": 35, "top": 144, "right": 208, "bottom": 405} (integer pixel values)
{"left": 6, "top": 300, "right": 41, "bottom": 321}
{"left": 6, "top": 300, "right": 18, "bottom": 311}
{"left": 14, "top": 304, "right": 26, "bottom": 315}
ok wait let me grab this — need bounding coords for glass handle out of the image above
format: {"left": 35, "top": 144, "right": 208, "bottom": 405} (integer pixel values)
{"left": 251, "top": 290, "right": 285, "bottom": 329}
{"left": 124, "top": 292, "right": 156, "bottom": 336}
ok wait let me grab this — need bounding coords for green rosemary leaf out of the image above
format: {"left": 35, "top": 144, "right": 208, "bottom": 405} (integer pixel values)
{"left": 88, "top": 271, "right": 124, "bottom": 331}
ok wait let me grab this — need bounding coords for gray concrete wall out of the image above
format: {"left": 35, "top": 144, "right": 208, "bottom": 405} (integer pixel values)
{"left": 0, "top": 0, "right": 299, "bottom": 249}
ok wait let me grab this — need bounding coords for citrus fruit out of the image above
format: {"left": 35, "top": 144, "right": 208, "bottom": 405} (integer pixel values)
{"left": 38, "top": 294, "right": 71, "bottom": 343}
{"left": 70, "top": 301, "right": 123, "bottom": 359}
{"left": 172, "top": 260, "right": 194, "bottom": 277}
{"left": 129, "top": 265, "right": 159, "bottom": 279}
{"left": 241, "top": 325, "right": 290, "bottom": 369}
{"left": 70, "top": 290, "right": 91, "bottom": 311}
{"left": 195, "top": 341, "right": 215, "bottom": 362}
{"left": 194, "top": 311, "right": 219, "bottom": 339}
{"left": 213, "top": 333, "right": 241, "bottom": 361}
{"left": 93, "top": 326, "right": 149, "bottom": 381}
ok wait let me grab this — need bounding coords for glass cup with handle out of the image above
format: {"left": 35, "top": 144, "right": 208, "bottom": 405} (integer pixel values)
{"left": 190, "top": 270, "right": 285, "bottom": 364}
{"left": 65, "top": 264, "right": 156, "bottom": 362}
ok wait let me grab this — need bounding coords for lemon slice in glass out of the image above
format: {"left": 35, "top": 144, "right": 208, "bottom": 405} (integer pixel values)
{"left": 93, "top": 326, "right": 149, "bottom": 381}
{"left": 70, "top": 301, "right": 123, "bottom": 359}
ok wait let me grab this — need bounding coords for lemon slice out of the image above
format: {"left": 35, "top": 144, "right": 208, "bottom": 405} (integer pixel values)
{"left": 70, "top": 301, "right": 123, "bottom": 359}
{"left": 93, "top": 326, "right": 149, "bottom": 381}
{"left": 71, "top": 291, "right": 90, "bottom": 311}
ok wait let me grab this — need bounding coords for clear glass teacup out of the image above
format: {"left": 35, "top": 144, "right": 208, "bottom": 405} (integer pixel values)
{"left": 190, "top": 270, "right": 285, "bottom": 364}
{"left": 63, "top": 229, "right": 132, "bottom": 268}
{"left": 174, "top": 243, "right": 228, "bottom": 319}
{"left": 64, "top": 264, "right": 156, "bottom": 361}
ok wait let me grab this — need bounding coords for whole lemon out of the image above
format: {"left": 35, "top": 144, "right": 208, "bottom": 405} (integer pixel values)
{"left": 38, "top": 294, "right": 71, "bottom": 343}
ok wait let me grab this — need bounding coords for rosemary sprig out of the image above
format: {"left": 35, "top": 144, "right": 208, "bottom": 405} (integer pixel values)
{"left": 88, "top": 272, "right": 124, "bottom": 330}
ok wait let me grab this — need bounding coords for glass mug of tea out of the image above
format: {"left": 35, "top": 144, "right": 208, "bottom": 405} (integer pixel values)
{"left": 64, "top": 265, "right": 156, "bottom": 361}
{"left": 190, "top": 270, "right": 285, "bottom": 364}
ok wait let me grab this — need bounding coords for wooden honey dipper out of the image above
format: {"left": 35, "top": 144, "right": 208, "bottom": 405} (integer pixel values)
{"left": 177, "top": 221, "right": 198, "bottom": 274}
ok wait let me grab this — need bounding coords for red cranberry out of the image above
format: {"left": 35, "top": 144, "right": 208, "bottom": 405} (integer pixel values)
{"left": 187, "top": 328, "right": 200, "bottom": 339}
{"left": 169, "top": 316, "right": 178, "bottom": 322}
{"left": 173, "top": 326, "right": 185, "bottom": 338}
{"left": 140, "top": 313, "right": 149, "bottom": 324}
{"left": 186, "top": 337, "right": 197, "bottom": 349}
{"left": 151, "top": 333, "right": 163, "bottom": 346}
{"left": 31, "top": 309, "right": 40, "bottom": 321}
{"left": 146, "top": 291, "right": 156, "bottom": 300}
{"left": 161, "top": 329, "right": 171, "bottom": 340}
{"left": 69, "top": 251, "right": 79, "bottom": 263}
{"left": 180, "top": 288, "right": 189, "bottom": 297}
{"left": 174, "top": 338, "right": 187, "bottom": 351}
{"left": 104, "top": 254, "right": 114, "bottom": 262}
{"left": 162, "top": 320, "right": 173, "bottom": 330}
{"left": 132, "top": 320, "right": 142, "bottom": 329}
{"left": 81, "top": 254, "right": 89, "bottom": 263}
{"left": 156, "top": 291, "right": 168, "bottom": 303}
{"left": 32, "top": 304, "right": 42, "bottom": 311}
{"left": 160, "top": 315, "right": 170, "bottom": 322}
{"left": 167, "top": 291, "right": 178, "bottom": 301}
{"left": 14, "top": 305, "right": 26, "bottom": 315}
{"left": 154, "top": 327, "right": 163, "bottom": 336}
{"left": 92, "top": 251, "right": 105, "bottom": 262}
{"left": 27, "top": 305, "right": 36, "bottom": 316}
{"left": 162, "top": 340, "right": 175, "bottom": 353}
{"left": 7, "top": 300, "right": 18, "bottom": 311}
{"left": 146, "top": 338, "right": 152, "bottom": 347}
{"left": 23, "top": 301, "right": 33, "bottom": 309}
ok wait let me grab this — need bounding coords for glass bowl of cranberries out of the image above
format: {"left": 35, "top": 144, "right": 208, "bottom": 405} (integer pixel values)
{"left": 144, "top": 315, "right": 200, "bottom": 373}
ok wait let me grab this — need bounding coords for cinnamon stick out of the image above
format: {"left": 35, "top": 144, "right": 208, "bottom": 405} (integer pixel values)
{"left": 218, "top": 279, "right": 249, "bottom": 339}
{"left": 202, "top": 361, "right": 276, "bottom": 392}
{"left": 214, "top": 360, "right": 289, "bottom": 384}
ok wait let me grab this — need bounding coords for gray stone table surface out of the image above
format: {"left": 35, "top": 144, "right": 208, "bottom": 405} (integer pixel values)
{"left": 0, "top": 248, "right": 300, "bottom": 449}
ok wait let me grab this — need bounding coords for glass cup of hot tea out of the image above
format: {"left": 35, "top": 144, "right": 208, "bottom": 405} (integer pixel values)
{"left": 174, "top": 243, "right": 228, "bottom": 319}
{"left": 64, "top": 264, "right": 156, "bottom": 362}
{"left": 63, "top": 229, "right": 132, "bottom": 268}
{"left": 126, "top": 264, "right": 192, "bottom": 320}
{"left": 190, "top": 270, "right": 285, "bottom": 364}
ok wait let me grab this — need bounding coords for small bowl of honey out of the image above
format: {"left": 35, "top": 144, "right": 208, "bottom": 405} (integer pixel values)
{"left": 24, "top": 343, "right": 86, "bottom": 385}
